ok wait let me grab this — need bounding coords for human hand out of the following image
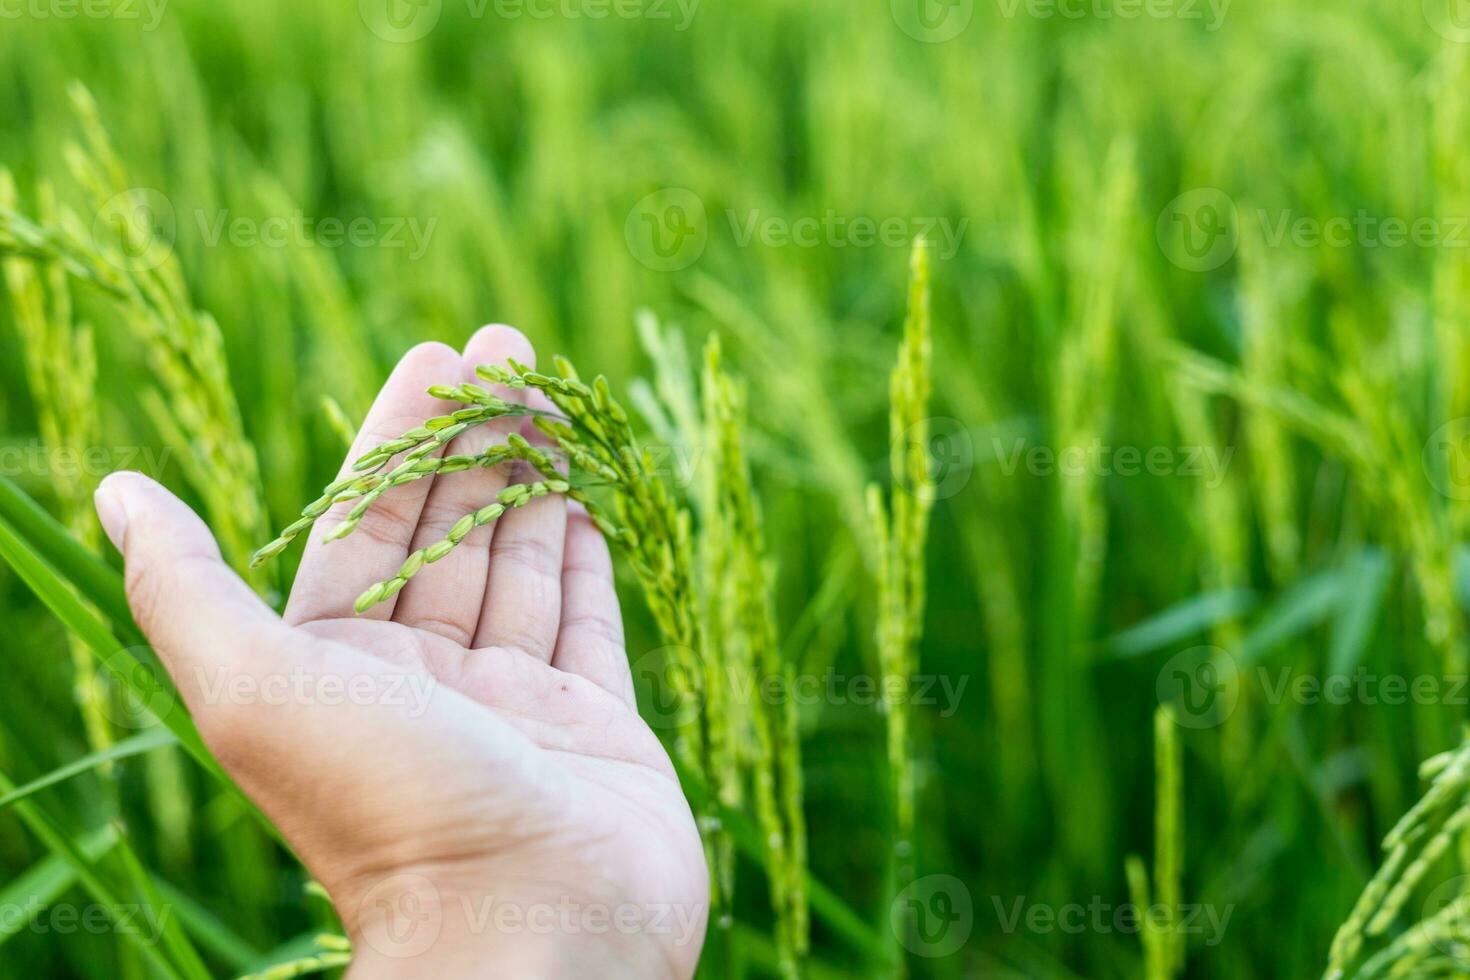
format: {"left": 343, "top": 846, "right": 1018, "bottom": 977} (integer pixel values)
{"left": 93, "top": 326, "right": 709, "bottom": 979}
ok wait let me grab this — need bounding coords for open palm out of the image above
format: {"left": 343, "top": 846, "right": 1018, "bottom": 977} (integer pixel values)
{"left": 96, "top": 327, "right": 708, "bottom": 979}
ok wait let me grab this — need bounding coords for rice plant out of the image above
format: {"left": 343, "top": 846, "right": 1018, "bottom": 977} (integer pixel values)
{"left": 1326, "top": 734, "right": 1470, "bottom": 978}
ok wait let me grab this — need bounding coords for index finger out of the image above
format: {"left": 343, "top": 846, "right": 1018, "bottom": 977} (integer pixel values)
{"left": 285, "top": 342, "right": 464, "bottom": 625}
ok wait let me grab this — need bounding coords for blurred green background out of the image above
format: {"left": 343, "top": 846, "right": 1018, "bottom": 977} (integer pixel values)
{"left": 4, "top": 0, "right": 1470, "bottom": 976}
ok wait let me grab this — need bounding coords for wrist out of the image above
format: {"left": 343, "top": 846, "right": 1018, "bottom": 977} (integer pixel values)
{"left": 341, "top": 870, "right": 693, "bottom": 980}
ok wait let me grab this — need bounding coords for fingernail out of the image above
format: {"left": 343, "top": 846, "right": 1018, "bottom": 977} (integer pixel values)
{"left": 95, "top": 473, "right": 134, "bottom": 553}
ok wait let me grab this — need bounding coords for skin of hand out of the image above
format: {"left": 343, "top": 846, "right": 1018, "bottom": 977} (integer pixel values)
{"left": 93, "top": 325, "right": 709, "bottom": 978}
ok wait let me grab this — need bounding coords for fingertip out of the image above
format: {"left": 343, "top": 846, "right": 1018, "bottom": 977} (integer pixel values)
{"left": 464, "top": 323, "right": 536, "bottom": 372}
{"left": 396, "top": 341, "right": 461, "bottom": 378}
{"left": 97, "top": 469, "right": 157, "bottom": 495}
{"left": 95, "top": 471, "right": 167, "bottom": 554}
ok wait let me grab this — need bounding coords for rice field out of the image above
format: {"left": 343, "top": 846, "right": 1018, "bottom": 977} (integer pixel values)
{"left": 2, "top": 0, "right": 1470, "bottom": 977}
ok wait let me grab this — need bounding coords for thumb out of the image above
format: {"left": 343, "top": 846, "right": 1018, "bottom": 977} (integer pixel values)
{"left": 94, "top": 472, "right": 295, "bottom": 701}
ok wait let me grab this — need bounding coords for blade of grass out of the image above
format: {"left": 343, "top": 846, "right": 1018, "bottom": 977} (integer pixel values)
{"left": 0, "top": 510, "right": 212, "bottom": 768}
{"left": 1328, "top": 548, "right": 1392, "bottom": 677}
{"left": 0, "top": 826, "right": 119, "bottom": 950}
{"left": 111, "top": 826, "right": 213, "bottom": 980}
{"left": 0, "top": 510, "right": 292, "bottom": 853}
{"left": 1237, "top": 563, "right": 1351, "bottom": 664}
{"left": 0, "top": 770, "right": 185, "bottom": 980}
{"left": 153, "top": 877, "right": 264, "bottom": 972}
{"left": 0, "top": 473, "right": 135, "bottom": 639}
{"left": 1105, "top": 589, "right": 1259, "bottom": 659}
{"left": 0, "top": 728, "right": 176, "bottom": 812}
{"left": 674, "top": 753, "right": 892, "bottom": 965}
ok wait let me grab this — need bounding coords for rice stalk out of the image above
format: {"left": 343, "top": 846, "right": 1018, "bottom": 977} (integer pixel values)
{"left": 1041, "top": 139, "right": 1136, "bottom": 874}
{"left": 0, "top": 85, "right": 273, "bottom": 588}
{"left": 702, "top": 333, "right": 808, "bottom": 977}
{"left": 868, "top": 240, "right": 935, "bottom": 971}
{"left": 1167, "top": 378, "right": 1250, "bottom": 768}
{"left": 1325, "top": 735, "right": 1470, "bottom": 978}
{"left": 0, "top": 171, "right": 113, "bottom": 764}
{"left": 1126, "top": 707, "right": 1184, "bottom": 980}
{"left": 1433, "top": 42, "right": 1470, "bottom": 541}
{"left": 253, "top": 177, "right": 379, "bottom": 421}
{"left": 240, "top": 935, "right": 353, "bottom": 980}
{"left": 318, "top": 395, "right": 357, "bottom": 452}
{"left": 1237, "top": 220, "right": 1301, "bottom": 584}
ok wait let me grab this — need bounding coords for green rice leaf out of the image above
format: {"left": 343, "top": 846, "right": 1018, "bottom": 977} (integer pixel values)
{"left": 1106, "top": 589, "right": 1259, "bottom": 658}
{"left": 111, "top": 828, "right": 213, "bottom": 980}
{"left": 0, "top": 728, "right": 175, "bottom": 813}
{"left": 0, "top": 473, "right": 135, "bottom": 639}
{"left": 672, "top": 752, "right": 890, "bottom": 965}
{"left": 0, "top": 826, "right": 119, "bottom": 950}
{"left": 0, "top": 511, "right": 213, "bottom": 770}
{"left": 1328, "top": 548, "right": 1392, "bottom": 677}
{"left": 153, "top": 878, "right": 264, "bottom": 972}
{"left": 0, "top": 770, "right": 185, "bottom": 980}
{"left": 1238, "top": 565, "right": 1351, "bottom": 664}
